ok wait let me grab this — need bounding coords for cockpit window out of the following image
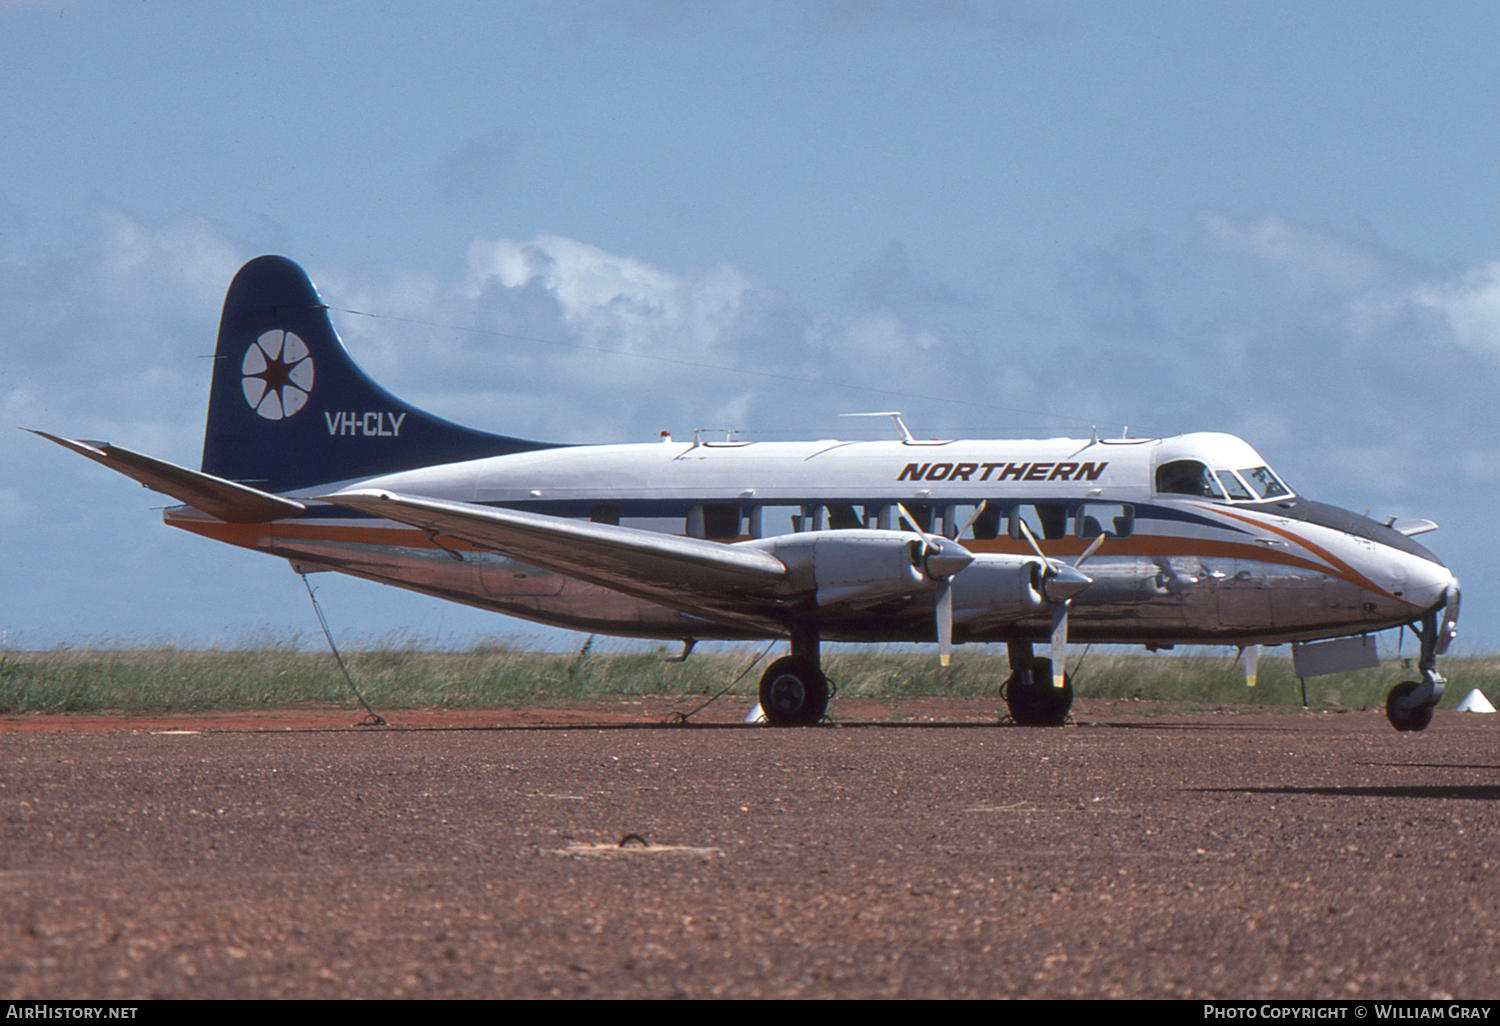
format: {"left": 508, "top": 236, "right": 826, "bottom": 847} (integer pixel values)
{"left": 1216, "top": 471, "right": 1256, "bottom": 501}
{"left": 1238, "top": 466, "right": 1292, "bottom": 499}
{"left": 1158, "top": 459, "right": 1294, "bottom": 502}
{"left": 1155, "top": 460, "right": 1227, "bottom": 499}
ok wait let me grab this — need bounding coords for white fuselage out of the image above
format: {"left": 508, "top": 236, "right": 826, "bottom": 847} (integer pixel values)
{"left": 168, "top": 431, "right": 1458, "bottom": 648}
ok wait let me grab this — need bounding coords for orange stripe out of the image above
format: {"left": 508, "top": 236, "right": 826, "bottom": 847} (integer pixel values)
{"left": 1196, "top": 505, "right": 1391, "bottom": 597}
{"left": 962, "top": 535, "right": 1334, "bottom": 577}
{"left": 166, "top": 506, "right": 1403, "bottom": 601}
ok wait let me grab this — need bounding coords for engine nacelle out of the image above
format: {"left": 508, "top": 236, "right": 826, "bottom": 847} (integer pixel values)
{"left": 948, "top": 553, "right": 1053, "bottom": 625}
{"left": 747, "top": 529, "right": 950, "bottom": 609}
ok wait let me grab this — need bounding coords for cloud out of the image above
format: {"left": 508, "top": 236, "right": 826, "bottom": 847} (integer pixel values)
{"left": 1, "top": 210, "right": 244, "bottom": 459}
{"left": 306, "top": 231, "right": 998, "bottom": 445}
{"left": 1043, "top": 211, "right": 1500, "bottom": 522}
{"left": 845, "top": 241, "right": 968, "bottom": 316}
{"left": 465, "top": 234, "right": 763, "bottom": 354}
{"left": 1196, "top": 210, "right": 1410, "bottom": 296}
{"left": 1397, "top": 262, "right": 1500, "bottom": 354}
{"left": 11, "top": 207, "right": 1500, "bottom": 648}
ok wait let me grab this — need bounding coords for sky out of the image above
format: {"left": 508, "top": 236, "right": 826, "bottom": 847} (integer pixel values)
{"left": 5, "top": 0, "right": 1500, "bottom": 661}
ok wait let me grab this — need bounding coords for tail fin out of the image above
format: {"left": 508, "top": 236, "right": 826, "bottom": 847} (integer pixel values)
{"left": 202, "top": 256, "right": 557, "bottom": 494}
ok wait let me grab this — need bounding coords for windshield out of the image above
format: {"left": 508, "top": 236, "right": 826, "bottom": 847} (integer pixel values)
{"left": 1236, "top": 466, "right": 1292, "bottom": 499}
{"left": 1158, "top": 460, "right": 1294, "bottom": 502}
{"left": 1216, "top": 471, "right": 1256, "bottom": 501}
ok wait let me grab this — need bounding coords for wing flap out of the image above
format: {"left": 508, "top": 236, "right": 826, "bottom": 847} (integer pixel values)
{"left": 30, "top": 430, "right": 306, "bottom": 523}
{"left": 319, "top": 488, "right": 788, "bottom": 607}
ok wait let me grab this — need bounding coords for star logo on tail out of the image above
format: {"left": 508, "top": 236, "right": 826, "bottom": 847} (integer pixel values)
{"left": 242, "top": 330, "right": 315, "bottom": 420}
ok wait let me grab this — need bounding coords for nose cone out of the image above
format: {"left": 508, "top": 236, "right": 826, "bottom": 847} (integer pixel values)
{"left": 923, "top": 537, "right": 975, "bottom": 580}
{"left": 1042, "top": 563, "right": 1093, "bottom": 604}
{"left": 1397, "top": 552, "right": 1460, "bottom": 654}
{"left": 1407, "top": 553, "right": 1459, "bottom": 613}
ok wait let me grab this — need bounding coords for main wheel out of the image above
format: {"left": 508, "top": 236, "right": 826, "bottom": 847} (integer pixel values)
{"left": 1004, "top": 657, "right": 1073, "bottom": 727}
{"left": 1386, "top": 681, "right": 1434, "bottom": 732}
{"left": 758, "top": 655, "right": 829, "bottom": 727}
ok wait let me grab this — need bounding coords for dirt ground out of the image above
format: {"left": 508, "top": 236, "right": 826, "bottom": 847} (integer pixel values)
{"left": 2, "top": 696, "right": 1498, "bottom": 999}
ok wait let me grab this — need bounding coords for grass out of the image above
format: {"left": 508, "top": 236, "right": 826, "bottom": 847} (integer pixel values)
{"left": 2, "top": 638, "right": 1497, "bottom": 716}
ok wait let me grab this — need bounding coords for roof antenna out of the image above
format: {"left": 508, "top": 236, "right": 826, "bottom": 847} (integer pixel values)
{"left": 840, "top": 412, "right": 915, "bottom": 443}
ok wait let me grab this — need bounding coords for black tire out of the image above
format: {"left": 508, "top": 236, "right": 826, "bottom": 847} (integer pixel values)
{"left": 758, "top": 656, "right": 829, "bottom": 727}
{"left": 1386, "top": 680, "right": 1434, "bottom": 733}
{"left": 1004, "top": 657, "right": 1073, "bottom": 727}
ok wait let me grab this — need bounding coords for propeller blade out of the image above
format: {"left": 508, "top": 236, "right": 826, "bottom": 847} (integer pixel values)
{"left": 895, "top": 502, "right": 923, "bottom": 536}
{"left": 1241, "top": 643, "right": 1261, "bottom": 688}
{"left": 959, "top": 500, "right": 990, "bottom": 537}
{"left": 1076, "top": 532, "right": 1106, "bottom": 567}
{"left": 1050, "top": 602, "right": 1070, "bottom": 688}
{"left": 1018, "top": 517, "right": 1093, "bottom": 690}
{"left": 897, "top": 503, "right": 971, "bottom": 666}
{"left": 937, "top": 581, "right": 954, "bottom": 667}
{"left": 896, "top": 502, "right": 973, "bottom": 580}
{"left": 1016, "top": 518, "right": 1049, "bottom": 564}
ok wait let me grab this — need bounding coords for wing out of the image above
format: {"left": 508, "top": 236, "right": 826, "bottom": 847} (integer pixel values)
{"left": 30, "top": 430, "right": 306, "bottom": 523}
{"left": 318, "top": 488, "right": 788, "bottom": 612}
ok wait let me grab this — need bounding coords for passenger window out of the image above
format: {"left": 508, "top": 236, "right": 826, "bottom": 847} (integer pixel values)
{"left": 952, "top": 502, "right": 1004, "bottom": 540}
{"left": 688, "top": 504, "right": 742, "bottom": 540}
{"left": 900, "top": 503, "right": 934, "bottom": 533}
{"left": 748, "top": 504, "right": 800, "bottom": 538}
{"left": 1011, "top": 503, "right": 1070, "bottom": 541}
{"left": 825, "top": 503, "right": 863, "bottom": 530}
{"left": 1077, "top": 503, "right": 1133, "bottom": 539}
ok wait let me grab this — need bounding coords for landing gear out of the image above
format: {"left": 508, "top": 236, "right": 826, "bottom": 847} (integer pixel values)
{"left": 1385, "top": 681, "right": 1434, "bottom": 733}
{"left": 758, "top": 626, "right": 829, "bottom": 727}
{"left": 1003, "top": 643, "right": 1073, "bottom": 726}
{"left": 1383, "top": 600, "right": 1454, "bottom": 733}
{"left": 758, "top": 655, "right": 829, "bottom": 727}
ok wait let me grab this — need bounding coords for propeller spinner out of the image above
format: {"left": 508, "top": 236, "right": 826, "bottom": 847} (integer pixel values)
{"left": 897, "top": 505, "right": 974, "bottom": 666}
{"left": 1017, "top": 521, "right": 1100, "bottom": 688}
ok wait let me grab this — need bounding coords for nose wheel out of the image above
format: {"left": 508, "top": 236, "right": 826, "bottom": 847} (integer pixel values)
{"left": 1384, "top": 603, "right": 1452, "bottom": 732}
{"left": 1386, "top": 680, "right": 1435, "bottom": 732}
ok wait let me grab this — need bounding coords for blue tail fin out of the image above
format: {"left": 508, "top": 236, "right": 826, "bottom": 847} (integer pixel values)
{"left": 201, "top": 256, "right": 558, "bottom": 494}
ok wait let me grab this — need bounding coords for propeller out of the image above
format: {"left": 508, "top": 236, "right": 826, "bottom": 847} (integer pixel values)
{"left": 959, "top": 500, "right": 991, "bottom": 538}
{"left": 1016, "top": 520, "right": 1098, "bottom": 688}
{"left": 1240, "top": 644, "right": 1261, "bottom": 688}
{"left": 896, "top": 504, "right": 973, "bottom": 666}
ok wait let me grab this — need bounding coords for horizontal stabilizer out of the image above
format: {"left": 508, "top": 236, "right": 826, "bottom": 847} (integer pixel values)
{"left": 318, "top": 488, "right": 786, "bottom": 609}
{"left": 30, "top": 430, "right": 305, "bottom": 523}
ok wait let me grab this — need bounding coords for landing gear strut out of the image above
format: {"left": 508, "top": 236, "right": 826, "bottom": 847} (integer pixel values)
{"left": 758, "top": 626, "right": 829, "bottom": 727}
{"left": 1003, "top": 641, "right": 1073, "bottom": 727}
{"left": 1385, "top": 597, "right": 1456, "bottom": 732}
